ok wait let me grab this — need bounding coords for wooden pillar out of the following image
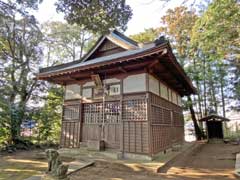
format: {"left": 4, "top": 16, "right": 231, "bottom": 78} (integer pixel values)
{"left": 120, "top": 78, "right": 124, "bottom": 154}
{"left": 78, "top": 101, "right": 83, "bottom": 147}
{"left": 60, "top": 104, "right": 65, "bottom": 148}
{"left": 146, "top": 73, "right": 153, "bottom": 157}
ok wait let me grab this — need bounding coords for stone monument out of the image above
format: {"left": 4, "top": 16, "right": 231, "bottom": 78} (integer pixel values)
{"left": 44, "top": 149, "right": 69, "bottom": 180}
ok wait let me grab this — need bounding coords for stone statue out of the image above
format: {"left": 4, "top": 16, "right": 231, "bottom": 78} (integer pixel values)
{"left": 45, "top": 149, "right": 69, "bottom": 180}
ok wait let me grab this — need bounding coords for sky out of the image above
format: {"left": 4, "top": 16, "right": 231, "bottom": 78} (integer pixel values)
{"left": 34, "top": 0, "right": 187, "bottom": 35}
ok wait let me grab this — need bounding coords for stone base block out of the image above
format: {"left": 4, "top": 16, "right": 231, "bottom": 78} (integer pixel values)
{"left": 235, "top": 153, "right": 240, "bottom": 177}
{"left": 87, "top": 140, "right": 105, "bottom": 151}
{"left": 172, "top": 144, "right": 182, "bottom": 152}
{"left": 119, "top": 152, "right": 152, "bottom": 161}
{"left": 41, "top": 174, "right": 69, "bottom": 180}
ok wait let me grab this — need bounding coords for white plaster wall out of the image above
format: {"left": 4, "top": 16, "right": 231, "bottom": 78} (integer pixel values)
{"left": 172, "top": 91, "right": 178, "bottom": 104}
{"left": 123, "top": 73, "right": 146, "bottom": 93}
{"left": 168, "top": 89, "right": 172, "bottom": 102}
{"left": 148, "top": 74, "right": 160, "bottom": 95}
{"left": 178, "top": 95, "right": 182, "bottom": 106}
{"left": 65, "top": 84, "right": 81, "bottom": 99}
{"left": 160, "top": 82, "right": 168, "bottom": 100}
{"left": 82, "top": 88, "right": 92, "bottom": 98}
{"left": 83, "top": 81, "right": 95, "bottom": 87}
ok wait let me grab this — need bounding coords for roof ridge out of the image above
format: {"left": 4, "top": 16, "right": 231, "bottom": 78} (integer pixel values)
{"left": 112, "top": 30, "right": 139, "bottom": 47}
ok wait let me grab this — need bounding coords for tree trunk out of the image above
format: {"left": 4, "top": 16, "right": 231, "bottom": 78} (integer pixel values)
{"left": 219, "top": 66, "right": 226, "bottom": 117}
{"left": 188, "top": 96, "right": 203, "bottom": 140}
{"left": 209, "top": 74, "right": 218, "bottom": 113}
{"left": 203, "top": 57, "right": 207, "bottom": 116}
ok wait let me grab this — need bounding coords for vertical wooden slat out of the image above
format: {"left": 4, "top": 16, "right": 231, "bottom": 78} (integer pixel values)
{"left": 149, "top": 92, "right": 184, "bottom": 154}
{"left": 60, "top": 105, "right": 65, "bottom": 147}
{"left": 140, "top": 122, "right": 143, "bottom": 153}
{"left": 128, "top": 121, "right": 130, "bottom": 152}
{"left": 134, "top": 122, "right": 136, "bottom": 152}
{"left": 120, "top": 78, "right": 124, "bottom": 152}
{"left": 147, "top": 92, "right": 152, "bottom": 156}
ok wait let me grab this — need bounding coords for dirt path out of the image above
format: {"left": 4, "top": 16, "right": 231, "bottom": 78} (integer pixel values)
{"left": 163, "top": 142, "right": 239, "bottom": 180}
{"left": 70, "top": 142, "right": 239, "bottom": 180}
{"left": 0, "top": 150, "right": 48, "bottom": 180}
{"left": 0, "top": 142, "right": 238, "bottom": 180}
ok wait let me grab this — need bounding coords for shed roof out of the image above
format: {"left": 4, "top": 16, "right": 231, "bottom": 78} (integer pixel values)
{"left": 199, "top": 114, "right": 230, "bottom": 122}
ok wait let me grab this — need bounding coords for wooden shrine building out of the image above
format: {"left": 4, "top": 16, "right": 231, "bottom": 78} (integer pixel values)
{"left": 199, "top": 114, "right": 230, "bottom": 140}
{"left": 38, "top": 30, "right": 196, "bottom": 157}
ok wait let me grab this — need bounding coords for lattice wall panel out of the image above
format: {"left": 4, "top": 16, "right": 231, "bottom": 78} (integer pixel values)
{"left": 83, "top": 103, "right": 102, "bottom": 124}
{"left": 63, "top": 105, "right": 80, "bottom": 121}
{"left": 123, "top": 99, "right": 147, "bottom": 121}
{"left": 173, "top": 111, "right": 184, "bottom": 126}
{"left": 149, "top": 93, "right": 184, "bottom": 154}
{"left": 81, "top": 101, "right": 120, "bottom": 149}
{"left": 123, "top": 121, "right": 149, "bottom": 153}
{"left": 60, "top": 121, "right": 80, "bottom": 148}
{"left": 83, "top": 101, "right": 120, "bottom": 124}
{"left": 151, "top": 105, "right": 164, "bottom": 124}
{"left": 122, "top": 97, "right": 149, "bottom": 154}
{"left": 81, "top": 124, "right": 100, "bottom": 142}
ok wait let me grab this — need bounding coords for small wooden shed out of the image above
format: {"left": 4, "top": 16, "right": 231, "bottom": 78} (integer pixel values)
{"left": 37, "top": 30, "right": 196, "bottom": 157}
{"left": 199, "top": 115, "right": 230, "bottom": 140}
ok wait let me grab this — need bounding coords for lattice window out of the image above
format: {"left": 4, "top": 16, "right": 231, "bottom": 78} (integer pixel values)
{"left": 123, "top": 99, "right": 147, "bottom": 121}
{"left": 63, "top": 105, "right": 80, "bottom": 121}
{"left": 173, "top": 111, "right": 184, "bottom": 126}
{"left": 163, "top": 108, "right": 172, "bottom": 124}
{"left": 151, "top": 106, "right": 164, "bottom": 124}
{"left": 105, "top": 101, "right": 120, "bottom": 123}
{"left": 83, "top": 101, "right": 120, "bottom": 124}
{"left": 83, "top": 103, "right": 102, "bottom": 124}
{"left": 108, "top": 84, "right": 121, "bottom": 96}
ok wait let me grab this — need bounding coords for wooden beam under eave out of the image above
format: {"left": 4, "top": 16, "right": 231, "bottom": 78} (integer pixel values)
{"left": 118, "top": 66, "right": 127, "bottom": 73}
{"left": 147, "top": 59, "right": 160, "bottom": 70}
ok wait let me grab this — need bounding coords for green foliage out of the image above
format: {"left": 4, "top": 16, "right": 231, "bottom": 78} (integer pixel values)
{"left": 160, "top": 6, "right": 198, "bottom": 63}
{"left": 0, "top": 97, "right": 10, "bottom": 145}
{"left": 0, "top": 0, "right": 43, "bottom": 143}
{"left": 132, "top": 3, "right": 239, "bottom": 118}
{"left": 191, "top": 0, "right": 240, "bottom": 109}
{"left": 42, "top": 21, "right": 97, "bottom": 64}
{"left": 130, "top": 28, "right": 160, "bottom": 43}
{"left": 33, "top": 87, "right": 64, "bottom": 144}
{"left": 191, "top": 0, "right": 240, "bottom": 61}
{"left": 55, "top": 0, "right": 132, "bottom": 34}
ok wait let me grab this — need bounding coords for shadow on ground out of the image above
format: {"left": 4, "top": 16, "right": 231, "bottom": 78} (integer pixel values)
{"left": 0, "top": 142, "right": 239, "bottom": 180}
{"left": 70, "top": 142, "right": 239, "bottom": 180}
{"left": 0, "top": 150, "right": 47, "bottom": 180}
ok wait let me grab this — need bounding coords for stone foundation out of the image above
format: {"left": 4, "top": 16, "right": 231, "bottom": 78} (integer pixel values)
{"left": 87, "top": 140, "right": 105, "bottom": 151}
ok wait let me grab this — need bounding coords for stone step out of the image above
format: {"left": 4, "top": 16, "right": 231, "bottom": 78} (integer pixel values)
{"left": 24, "top": 175, "right": 43, "bottom": 180}
{"left": 67, "top": 160, "right": 94, "bottom": 175}
{"left": 235, "top": 153, "right": 240, "bottom": 176}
